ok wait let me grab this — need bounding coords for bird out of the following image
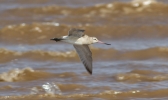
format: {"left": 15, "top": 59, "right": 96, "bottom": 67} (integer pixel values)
{"left": 50, "top": 28, "right": 111, "bottom": 74}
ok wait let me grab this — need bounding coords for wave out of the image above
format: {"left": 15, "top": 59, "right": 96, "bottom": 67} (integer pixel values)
{"left": 120, "top": 47, "right": 168, "bottom": 60}
{"left": 0, "top": 67, "right": 77, "bottom": 82}
{"left": 1, "top": 22, "right": 168, "bottom": 44}
{"left": 0, "top": 88, "right": 168, "bottom": 99}
{"left": 0, "top": 23, "right": 70, "bottom": 44}
{"left": 114, "top": 69, "right": 168, "bottom": 82}
{"left": 0, "top": 48, "right": 78, "bottom": 63}
{"left": 5, "top": 0, "right": 168, "bottom": 15}
{"left": 1, "top": 0, "right": 168, "bottom": 44}
{"left": 0, "top": 67, "right": 55, "bottom": 82}
{"left": 1, "top": 47, "right": 168, "bottom": 63}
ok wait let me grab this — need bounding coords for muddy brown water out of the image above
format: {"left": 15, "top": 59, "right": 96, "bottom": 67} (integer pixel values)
{"left": 0, "top": 0, "right": 168, "bottom": 100}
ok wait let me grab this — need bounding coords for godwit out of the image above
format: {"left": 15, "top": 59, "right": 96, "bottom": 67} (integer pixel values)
{"left": 50, "top": 28, "right": 110, "bottom": 74}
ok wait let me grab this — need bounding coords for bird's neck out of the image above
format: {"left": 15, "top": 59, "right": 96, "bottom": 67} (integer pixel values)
{"left": 75, "top": 35, "right": 93, "bottom": 45}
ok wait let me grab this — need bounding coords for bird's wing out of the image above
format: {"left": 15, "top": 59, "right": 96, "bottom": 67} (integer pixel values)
{"left": 73, "top": 45, "right": 92, "bottom": 74}
{"left": 68, "top": 28, "right": 85, "bottom": 38}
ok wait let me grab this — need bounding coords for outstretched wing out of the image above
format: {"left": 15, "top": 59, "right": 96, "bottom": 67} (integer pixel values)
{"left": 68, "top": 28, "right": 85, "bottom": 38}
{"left": 73, "top": 45, "right": 92, "bottom": 74}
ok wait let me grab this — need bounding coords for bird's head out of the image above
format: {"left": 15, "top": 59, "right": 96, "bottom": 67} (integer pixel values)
{"left": 92, "top": 37, "right": 111, "bottom": 45}
{"left": 92, "top": 37, "right": 99, "bottom": 43}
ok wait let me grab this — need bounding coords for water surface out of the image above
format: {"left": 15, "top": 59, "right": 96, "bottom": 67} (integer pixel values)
{"left": 0, "top": 0, "right": 168, "bottom": 100}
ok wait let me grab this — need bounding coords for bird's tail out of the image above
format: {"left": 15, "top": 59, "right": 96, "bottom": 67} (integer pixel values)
{"left": 50, "top": 38, "right": 64, "bottom": 42}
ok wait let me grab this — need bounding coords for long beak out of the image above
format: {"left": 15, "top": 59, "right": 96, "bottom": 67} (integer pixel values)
{"left": 98, "top": 40, "right": 111, "bottom": 45}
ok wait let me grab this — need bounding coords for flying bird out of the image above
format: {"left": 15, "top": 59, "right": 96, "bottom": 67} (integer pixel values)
{"left": 50, "top": 28, "right": 110, "bottom": 74}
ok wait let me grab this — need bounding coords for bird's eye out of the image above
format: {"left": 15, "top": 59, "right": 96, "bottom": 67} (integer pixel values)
{"left": 94, "top": 39, "right": 96, "bottom": 40}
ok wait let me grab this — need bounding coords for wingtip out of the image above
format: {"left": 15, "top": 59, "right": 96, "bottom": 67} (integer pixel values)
{"left": 89, "top": 71, "right": 92, "bottom": 75}
{"left": 87, "top": 69, "right": 92, "bottom": 75}
{"left": 84, "top": 66, "right": 92, "bottom": 75}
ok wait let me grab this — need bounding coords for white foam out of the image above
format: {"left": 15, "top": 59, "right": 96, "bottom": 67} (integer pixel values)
{"left": 132, "top": 0, "right": 157, "bottom": 6}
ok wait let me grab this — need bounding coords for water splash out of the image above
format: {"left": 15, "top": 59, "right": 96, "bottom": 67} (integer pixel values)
{"left": 42, "top": 82, "right": 62, "bottom": 95}
{"left": 30, "top": 82, "right": 62, "bottom": 95}
{"left": 132, "top": 0, "right": 157, "bottom": 6}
